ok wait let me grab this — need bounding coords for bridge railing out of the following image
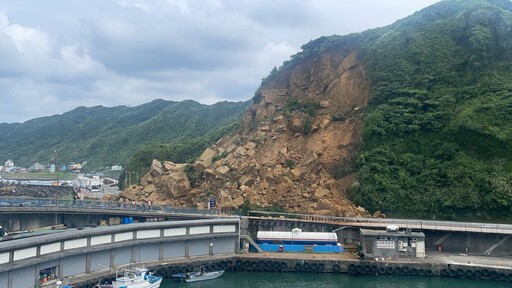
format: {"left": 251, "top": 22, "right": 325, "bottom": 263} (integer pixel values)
{"left": 247, "top": 211, "right": 512, "bottom": 235}
{"left": 0, "top": 196, "right": 221, "bottom": 216}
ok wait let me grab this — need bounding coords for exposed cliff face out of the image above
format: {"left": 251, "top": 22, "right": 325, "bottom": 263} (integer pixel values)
{"left": 118, "top": 50, "right": 370, "bottom": 217}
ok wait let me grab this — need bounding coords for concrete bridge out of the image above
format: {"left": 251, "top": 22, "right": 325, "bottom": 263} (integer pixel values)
{"left": 0, "top": 197, "right": 221, "bottom": 236}
{"left": 0, "top": 218, "right": 240, "bottom": 288}
{"left": 1, "top": 196, "right": 512, "bottom": 287}
{"left": 247, "top": 211, "right": 512, "bottom": 256}
{"left": 247, "top": 211, "right": 512, "bottom": 235}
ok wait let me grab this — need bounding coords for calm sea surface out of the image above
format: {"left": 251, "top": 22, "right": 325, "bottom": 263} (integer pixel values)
{"left": 160, "top": 272, "right": 509, "bottom": 288}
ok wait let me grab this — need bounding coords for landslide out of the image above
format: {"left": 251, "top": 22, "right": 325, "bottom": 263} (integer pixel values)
{"left": 115, "top": 49, "right": 371, "bottom": 217}
{"left": 115, "top": 0, "right": 512, "bottom": 221}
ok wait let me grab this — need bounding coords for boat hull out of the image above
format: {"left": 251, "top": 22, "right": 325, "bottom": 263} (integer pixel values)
{"left": 185, "top": 270, "right": 224, "bottom": 283}
{"left": 96, "top": 267, "right": 162, "bottom": 288}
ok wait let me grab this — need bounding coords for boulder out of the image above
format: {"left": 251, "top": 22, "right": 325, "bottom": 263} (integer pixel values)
{"left": 233, "top": 196, "right": 245, "bottom": 206}
{"left": 314, "top": 188, "right": 330, "bottom": 199}
{"left": 289, "top": 115, "right": 303, "bottom": 133}
{"left": 301, "top": 153, "right": 323, "bottom": 175}
{"left": 225, "top": 144, "right": 237, "bottom": 154}
{"left": 261, "top": 88, "right": 288, "bottom": 104}
{"left": 142, "top": 183, "right": 158, "bottom": 195}
{"left": 204, "top": 168, "right": 217, "bottom": 179}
{"left": 216, "top": 166, "right": 230, "bottom": 175}
{"left": 195, "top": 147, "right": 217, "bottom": 170}
{"left": 239, "top": 175, "right": 255, "bottom": 187}
{"left": 148, "top": 191, "right": 160, "bottom": 203}
{"left": 245, "top": 141, "right": 257, "bottom": 150}
{"left": 164, "top": 161, "right": 186, "bottom": 172}
{"left": 273, "top": 115, "right": 284, "bottom": 122}
{"left": 373, "top": 210, "right": 386, "bottom": 218}
{"left": 140, "top": 173, "right": 152, "bottom": 186}
{"left": 168, "top": 172, "right": 191, "bottom": 198}
{"left": 234, "top": 146, "right": 247, "bottom": 156}
{"left": 149, "top": 159, "right": 164, "bottom": 178}
{"left": 218, "top": 189, "right": 232, "bottom": 203}
{"left": 289, "top": 167, "right": 305, "bottom": 181}
{"left": 185, "top": 188, "right": 203, "bottom": 204}
{"left": 317, "top": 117, "right": 331, "bottom": 129}
{"left": 320, "top": 100, "right": 330, "bottom": 108}
{"left": 246, "top": 149, "right": 256, "bottom": 157}
{"left": 260, "top": 125, "right": 270, "bottom": 132}
{"left": 219, "top": 201, "right": 238, "bottom": 210}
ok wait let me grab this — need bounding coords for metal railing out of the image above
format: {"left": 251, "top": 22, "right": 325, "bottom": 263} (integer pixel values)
{"left": 0, "top": 196, "right": 221, "bottom": 216}
{"left": 248, "top": 211, "right": 512, "bottom": 235}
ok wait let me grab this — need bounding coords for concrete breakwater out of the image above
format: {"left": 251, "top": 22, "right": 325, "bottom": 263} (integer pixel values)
{"left": 71, "top": 253, "right": 512, "bottom": 287}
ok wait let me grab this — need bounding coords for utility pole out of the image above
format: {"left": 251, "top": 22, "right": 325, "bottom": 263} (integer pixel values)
{"left": 54, "top": 149, "right": 59, "bottom": 186}
{"left": 124, "top": 170, "right": 128, "bottom": 189}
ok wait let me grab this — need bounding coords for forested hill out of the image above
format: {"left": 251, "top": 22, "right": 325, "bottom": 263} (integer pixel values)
{"left": 272, "top": 0, "right": 512, "bottom": 220}
{"left": 0, "top": 99, "right": 250, "bottom": 170}
{"left": 356, "top": 0, "right": 512, "bottom": 220}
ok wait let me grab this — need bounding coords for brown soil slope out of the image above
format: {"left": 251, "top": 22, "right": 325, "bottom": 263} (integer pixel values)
{"left": 117, "top": 50, "right": 370, "bottom": 217}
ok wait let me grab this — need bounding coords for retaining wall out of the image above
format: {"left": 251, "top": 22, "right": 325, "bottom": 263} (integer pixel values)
{"left": 70, "top": 255, "right": 512, "bottom": 287}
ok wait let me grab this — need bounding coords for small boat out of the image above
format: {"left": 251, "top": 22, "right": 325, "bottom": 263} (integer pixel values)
{"left": 174, "top": 269, "right": 224, "bottom": 283}
{"left": 95, "top": 266, "right": 162, "bottom": 288}
{"left": 56, "top": 280, "right": 73, "bottom": 288}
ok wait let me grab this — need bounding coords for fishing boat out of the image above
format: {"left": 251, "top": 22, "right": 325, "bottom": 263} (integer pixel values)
{"left": 173, "top": 267, "right": 225, "bottom": 283}
{"left": 95, "top": 266, "right": 162, "bottom": 288}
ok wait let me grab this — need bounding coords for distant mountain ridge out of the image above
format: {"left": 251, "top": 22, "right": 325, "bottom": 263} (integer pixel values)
{"left": 0, "top": 99, "right": 250, "bottom": 169}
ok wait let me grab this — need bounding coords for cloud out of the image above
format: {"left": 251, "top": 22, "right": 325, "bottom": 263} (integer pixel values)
{"left": 3, "top": 21, "right": 50, "bottom": 57}
{"left": 0, "top": 0, "right": 441, "bottom": 123}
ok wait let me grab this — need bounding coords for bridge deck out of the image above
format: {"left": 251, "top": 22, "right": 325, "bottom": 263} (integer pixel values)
{"left": 248, "top": 211, "right": 512, "bottom": 235}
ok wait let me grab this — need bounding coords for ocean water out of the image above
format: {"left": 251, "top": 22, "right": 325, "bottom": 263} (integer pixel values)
{"left": 160, "top": 272, "right": 510, "bottom": 288}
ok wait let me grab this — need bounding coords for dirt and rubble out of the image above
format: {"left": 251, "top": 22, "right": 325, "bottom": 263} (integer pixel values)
{"left": 0, "top": 183, "right": 72, "bottom": 198}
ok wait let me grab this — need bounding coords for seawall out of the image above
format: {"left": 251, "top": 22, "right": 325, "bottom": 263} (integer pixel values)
{"left": 70, "top": 252, "right": 512, "bottom": 287}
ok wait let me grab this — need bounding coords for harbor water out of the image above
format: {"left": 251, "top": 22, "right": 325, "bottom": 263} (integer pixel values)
{"left": 161, "top": 272, "right": 510, "bottom": 288}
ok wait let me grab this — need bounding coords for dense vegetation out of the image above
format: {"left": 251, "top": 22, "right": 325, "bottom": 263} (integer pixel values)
{"left": 355, "top": 0, "right": 512, "bottom": 221}
{"left": 270, "top": 0, "right": 512, "bottom": 220}
{"left": 0, "top": 99, "right": 250, "bottom": 173}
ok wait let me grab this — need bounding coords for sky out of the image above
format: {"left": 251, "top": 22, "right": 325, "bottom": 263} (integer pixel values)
{"left": 0, "top": 0, "right": 440, "bottom": 124}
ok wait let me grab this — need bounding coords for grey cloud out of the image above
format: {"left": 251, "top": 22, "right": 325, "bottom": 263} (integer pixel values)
{"left": 0, "top": 0, "right": 441, "bottom": 123}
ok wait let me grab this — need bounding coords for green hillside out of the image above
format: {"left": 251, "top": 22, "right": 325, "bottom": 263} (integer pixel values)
{"left": 0, "top": 99, "right": 250, "bottom": 171}
{"left": 272, "top": 0, "right": 512, "bottom": 220}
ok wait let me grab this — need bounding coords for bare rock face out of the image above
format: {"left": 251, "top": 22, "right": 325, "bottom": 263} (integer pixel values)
{"left": 125, "top": 50, "right": 371, "bottom": 218}
{"left": 168, "top": 172, "right": 191, "bottom": 198}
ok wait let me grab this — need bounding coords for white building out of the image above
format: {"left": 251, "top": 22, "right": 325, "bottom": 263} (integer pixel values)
{"left": 4, "top": 160, "right": 14, "bottom": 172}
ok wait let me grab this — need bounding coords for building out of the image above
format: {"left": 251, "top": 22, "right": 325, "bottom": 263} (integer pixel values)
{"left": 111, "top": 165, "right": 123, "bottom": 171}
{"left": 29, "top": 162, "right": 46, "bottom": 172}
{"left": 360, "top": 227, "right": 425, "bottom": 259}
{"left": 3, "top": 160, "right": 14, "bottom": 173}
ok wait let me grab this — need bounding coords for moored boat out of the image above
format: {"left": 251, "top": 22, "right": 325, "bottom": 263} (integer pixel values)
{"left": 173, "top": 268, "right": 224, "bottom": 283}
{"left": 95, "top": 266, "right": 162, "bottom": 288}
